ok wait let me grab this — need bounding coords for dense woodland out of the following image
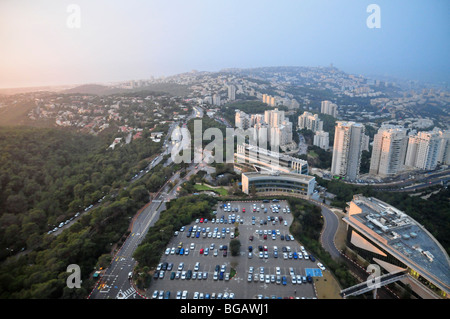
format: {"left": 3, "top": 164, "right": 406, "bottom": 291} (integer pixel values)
{"left": 0, "top": 126, "right": 166, "bottom": 298}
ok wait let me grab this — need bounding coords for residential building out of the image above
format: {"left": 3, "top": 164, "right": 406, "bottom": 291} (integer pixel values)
{"left": 313, "top": 130, "right": 330, "bottom": 150}
{"left": 213, "top": 93, "right": 221, "bottom": 106}
{"left": 404, "top": 131, "right": 442, "bottom": 170}
{"left": 321, "top": 100, "right": 338, "bottom": 118}
{"left": 235, "top": 110, "right": 250, "bottom": 129}
{"left": 369, "top": 126, "right": 408, "bottom": 177}
{"left": 331, "top": 121, "right": 366, "bottom": 180}
{"left": 228, "top": 84, "right": 236, "bottom": 101}
{"left": 437, "top": 130, "right": 450, "bottom": 165}
{"left": 298, "top": 111, "right": 323, "bottom": 132}
{"left": 235, "top": 143, "right": 308, "bottom": 175}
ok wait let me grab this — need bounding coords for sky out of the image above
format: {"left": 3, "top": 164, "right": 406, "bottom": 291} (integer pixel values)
{"left": 0, "top": 0, "right": 449, "bottom": 88}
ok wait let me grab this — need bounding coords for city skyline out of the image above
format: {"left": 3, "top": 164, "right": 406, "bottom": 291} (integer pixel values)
{"left": 1, "top": 0, "right": 449, "bottom": 89}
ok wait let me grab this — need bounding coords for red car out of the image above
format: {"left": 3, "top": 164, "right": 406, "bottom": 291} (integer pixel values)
{"left": 200, "top": 218, "right": 204, "bottom": 223}
{"left": 242, "top": 208, "right": 246, "bottom": 213}
{"left": 200, "top": 248, "right": 204, "bottom": 254}
{"left": 249, "top": 235, "right": 254, "bottom": 241}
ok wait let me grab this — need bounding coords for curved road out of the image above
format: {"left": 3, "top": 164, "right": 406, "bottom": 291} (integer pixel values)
{"left": 308, "top": 199, "right": 342, "bottom": 260}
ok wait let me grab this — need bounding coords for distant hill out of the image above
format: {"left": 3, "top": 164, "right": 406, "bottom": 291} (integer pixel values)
{"left": 61, "top": 84, "right": 124, "bottom": 95}
{"left": 62, "top": 83, "right": 190, "bottom": 96}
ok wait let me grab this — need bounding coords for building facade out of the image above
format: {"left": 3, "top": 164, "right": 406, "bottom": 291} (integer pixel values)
{"left": 331, "top": 121, "right": 366, "bottom": 180}
{"left": 241, "top": 171, "right": 315, "bottom": 198}
{"left": 313, "top": 130, "right": 330, "bottom": 150}
{"left": 321, "top": 100, "right": 338, "bottom": 118}
{"left": 369, "top": 126, "right": 408, "bottom": 177}
{"left": 404, "top": 131, "right": 442, "bottom": 170}
{"left": 298, "top": 111, "right": 323, "bottom": 132}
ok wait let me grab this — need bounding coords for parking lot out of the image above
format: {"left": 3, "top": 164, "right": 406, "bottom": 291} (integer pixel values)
{"left": 146, "top": 200, "right": 324, "bottom": 299}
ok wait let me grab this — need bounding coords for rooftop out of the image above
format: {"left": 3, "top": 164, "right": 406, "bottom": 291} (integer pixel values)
{"left": 345, "top": 195, "right": 450, "bottom": 295}
{"left": 243, "top": 171, "right": 315, "bottom": 182}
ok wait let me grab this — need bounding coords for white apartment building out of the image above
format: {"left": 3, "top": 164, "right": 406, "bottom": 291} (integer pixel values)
{"left": 298, "top": 111, "right": 323, "bottom": 132}
{"left": 369, "top": 126, "right": 408, "bottom": 177}
{"left": 313, "top": 130, "right": 330, "bottom": 150}
{"left": 213, "top": 93, "right": 221, "bottom": 106}
{"left": 331, "top": 121, "right": 366, "bottom": 180}
{"left": 438, "top": 130, "right": 450, "bottom": 165}
{"left": 228, "top": 84, "right": 236, "bottom": 101}
{"left": 235, "top": 110, "right": 250, "bottom": 129}
{"left": 234, "top": 108, "right": 295, "bottom": 152}
{"left": 405, "top": 131, "right": 443, "bottom": 170}
{"left": 321, "top": 100, "right": 338, "bottom": 118}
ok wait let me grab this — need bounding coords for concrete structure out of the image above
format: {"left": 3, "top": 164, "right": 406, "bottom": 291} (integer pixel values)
{"left": 298, "top": 111, "right": 323, "bottom": 132}
{"left": 331, "top": 121, "right": 366, "bottom": 180}
{"left": 321, "top": 100, "right": 338, "bottom": 118}
{"left": 404, "top": 131, "right": 442, "bottom": 170}
{"left": 228, "top": 84, "right": 236, "bottom": 101}
{"left": 235, "top": 143, "right": 308, "bottom": 175}
{"left": 313, "top": 130, "right": 330, "bottom": 150}
{"left": 213, "top": 93, "right": 221, "bottom": 106}
{"left": 235, "top": 110, "right": 250, "bottom": 129}
{"left": 262, "top": 94, "right": 276, "bottom": 107}
{"left": 343, "top": 195, "right": 450, "bottom": 299}
{"left": 263, "top": 108, "right": 294, "bottom": 150}
{"left": 241, "top": 171, "right": 315, "bottom": 198}
{"left": 369, "top": 126, "right": 408, "bottom": 177}
{"left": 438, "top": 130, "right": 450, "bottom": 165}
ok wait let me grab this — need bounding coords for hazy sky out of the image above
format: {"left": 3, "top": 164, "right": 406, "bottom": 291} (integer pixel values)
{"left": 0, "top": 0, "right": 449, "bottom": 88}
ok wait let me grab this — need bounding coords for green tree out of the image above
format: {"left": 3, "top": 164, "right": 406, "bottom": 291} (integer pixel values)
{"left": 229, "top": 239, "right": 241, "bottom": 256}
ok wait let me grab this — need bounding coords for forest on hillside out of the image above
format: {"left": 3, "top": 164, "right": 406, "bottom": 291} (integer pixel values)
{"left": 0, "top": 126, "right": 169, "bottom": 298}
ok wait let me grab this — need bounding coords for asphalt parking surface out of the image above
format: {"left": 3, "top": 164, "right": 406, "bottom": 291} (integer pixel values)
{"left": 146, "top": 200, "right": 321, "bottom": 299}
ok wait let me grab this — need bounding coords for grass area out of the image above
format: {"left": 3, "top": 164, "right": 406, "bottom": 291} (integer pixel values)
{"left": 314, "top": 271, "right": 343, "bottom": 299}
{"left": 308, "top": 150, "right": 319, "bottom": 158}
{"left": 194, "top": 183, "right": 229, "bottom": 196}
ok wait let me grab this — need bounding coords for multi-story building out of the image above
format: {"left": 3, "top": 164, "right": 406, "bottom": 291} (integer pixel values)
{"left": 262, "top": 94, "right": 276, "bottom": 107}
{"left": 369, "top": 126, "right": 408, "bottom": 177}
{"left": 213, "top": 93, "right": 221, "bottom": 106}
{"left": 404, "top": 131, "right": 442, "bottom": 170}
{"left": 241, "top": 171, "right": 315, "bottom": 198}
{"left": 235, "top": 143, "right": 308, "bottom": 175}
{"left": 228, "top": 84, "right": 236, "bottom": 101}
{"left": 321, "top": 100, "right": 338, "bottom": 118}
{"left": 263, "top": 108, "right": 294, "bottom": 150}
{"left": 298, "top": 111, "right": 323, "bottom": 132}
{"left": 331, "top": 121, "right": 366, "bottom": 180}
{"left": 344, "top": 195, "right": 450, "bottom": 299}
{"left": 438, "top": 130, "right": 450, "bottom": 165}
{"left": 313, "top": 130, "right": 330, "bottom": 150}
{"left": 235, "top": 110, "right": 250, "bottom": 129}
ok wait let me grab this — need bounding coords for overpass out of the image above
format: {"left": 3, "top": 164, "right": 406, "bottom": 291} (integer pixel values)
{"left": 340, "top": 271, "right": 407, "bottom": 298}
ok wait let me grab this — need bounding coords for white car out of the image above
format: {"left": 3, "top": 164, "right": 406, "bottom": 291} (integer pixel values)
{"left": 317, "top": 262, "right": 326, "bottom": 271}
